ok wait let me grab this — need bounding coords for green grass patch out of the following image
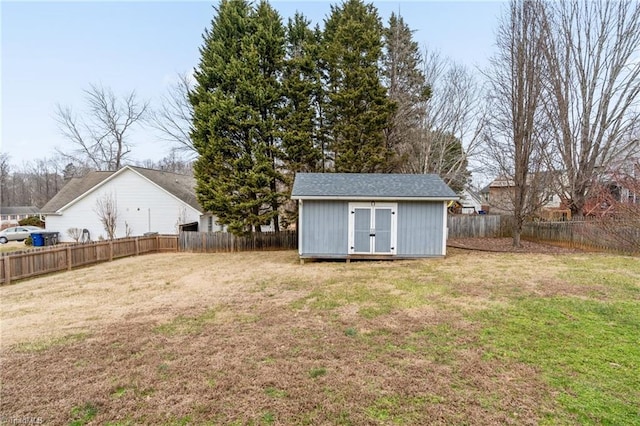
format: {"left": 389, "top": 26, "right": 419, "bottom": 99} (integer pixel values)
{"left": 111, "top": 386, "right": 128, "bottom": 398}
{"left": 344, "top": 327, "right": 358, "bottom": 337}
{"left": 291, "top": 277, "right": 439, "bottom": 318}
{"left": 164, "top": 416, "right": 192, "bottom": 426}
{"left": 153, "top": 308, "right": 218, "bottom": 336}
{"left": 69, "top": 402, "right": 98, "bottom": 426}
{"left": 558, "top": 256, "right": 640, "bottom": 296}
{"left": 264, "top": 386, "right": 287, "bottom": 398}
{"left": 14, "top": 332, "right": 89, "bottom": 353}
{"left": 308, "top": 367, "right": 327, "bottom": 379}
{"left": 478, "top": 297, "right": 640, "bottom": 425}
{"left": 260, "top": 412, "right": 276, "bottom": 425}
{"left": 365, "top": 394, "right": 428, "bottom": 424}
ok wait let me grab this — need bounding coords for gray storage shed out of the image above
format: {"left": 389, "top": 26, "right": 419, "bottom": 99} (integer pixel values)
{"left": 291, "top": 173, "right": 458, "bottom": 261}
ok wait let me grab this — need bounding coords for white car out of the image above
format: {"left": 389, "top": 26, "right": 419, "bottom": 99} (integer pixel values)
{"left": 0, "top": 226, "right": 44, "bottom": 244}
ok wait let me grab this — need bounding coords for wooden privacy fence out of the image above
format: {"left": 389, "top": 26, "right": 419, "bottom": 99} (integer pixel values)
{"left": 522, "top": 221, "right": 640, "bottom": 254}
{"left": 447, "top": 215, "right": 513, "bottom": 238}
{"left": 0, "top": 235, "right": 178, "bottom": 285}
{"left": 179, "top": 230, "right": 297, "bottom": 253}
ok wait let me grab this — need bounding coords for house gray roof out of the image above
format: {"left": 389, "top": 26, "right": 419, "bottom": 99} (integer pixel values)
{"left": 291, "top": 173, "right": 458, "bottom": 200}
{"left": 0, "top": 206, "right": 40, "bottom": 215}
{"left": 132, "top": 167, "right": 200, "bottom": 211}
{"left": 41, "top": 172, "right": 113, "bottom": 213}
{"left": 41, "top": 166, "right": 201, "bottom": 214}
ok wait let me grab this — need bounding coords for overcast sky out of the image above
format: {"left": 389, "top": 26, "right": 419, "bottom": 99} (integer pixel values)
{"left": 1, "top": 1, "right": 505, "bottom": 167}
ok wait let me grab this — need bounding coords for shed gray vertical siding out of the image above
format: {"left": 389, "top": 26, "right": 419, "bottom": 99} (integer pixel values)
{"left": 397, "top": 201, "right": 445, "bottom": 256}
{"left": 301, "top": 200, "right": 348, "bottom": 256}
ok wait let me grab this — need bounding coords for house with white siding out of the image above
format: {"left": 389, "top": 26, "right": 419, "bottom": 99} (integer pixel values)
{"left": 291, "top": 173, "right": 458, "bottom": 261}
{"left": 41, "top": 166, "right": 220, "bottom": 242}
{"left": 0, "top": 206, "right": 41, "bottom": 224}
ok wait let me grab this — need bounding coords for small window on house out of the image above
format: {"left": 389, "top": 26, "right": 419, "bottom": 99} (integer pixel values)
{"left": 208, "top": 216, "right": 213, "bottom": 232}
{"left": 10, "top": 215, "right": 17, "bottom": 220}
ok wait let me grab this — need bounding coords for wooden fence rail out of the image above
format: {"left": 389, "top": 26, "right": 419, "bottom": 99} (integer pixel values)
{"left": 522, "top": 221, "right": 640, "bottom": 255}
{"left": 0, "top": 235, "right": 178, "bottom": 285}
{"left": 179, "top": 231, "right": 298, "bottom": 253}
{"left": 2, "top": 218, "right": 635, "bottom": 285}
{"left": 447, "top": 215, "right": 512, "bottom": 238}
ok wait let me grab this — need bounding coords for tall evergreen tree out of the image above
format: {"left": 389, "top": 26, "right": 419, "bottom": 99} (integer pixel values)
{"left": 279, "top": 13, "right": 325, "bottom": 227}
{"left": 382, "top": 13, "right": 431, "bottom": 172}
{"left": 190, "top": 0, "right": 286, "bottom": 235}
{"left": 322, "top": 0, "right": 395, "bottom": 172}
{"left": 280, "top": 13, "right": 323, "bottom": 176}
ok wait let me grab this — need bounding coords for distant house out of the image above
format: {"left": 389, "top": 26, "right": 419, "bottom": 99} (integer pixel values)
{"left": 480, "top": 175, "right": 569, "bottom": 219}
{"left": 290, "top": 173, "right": 458, "bottom": 261}
{"left": 0, "top": 206, "right": 41, "bottom": 223}
{"left": 41, "top": 166, "right": 221, "bottom": 242}
{"left": 458, "top": 189, "right": 483, "bottom": 214}
{"left": 584, "top": 155, "right": 640, "bottom": 216}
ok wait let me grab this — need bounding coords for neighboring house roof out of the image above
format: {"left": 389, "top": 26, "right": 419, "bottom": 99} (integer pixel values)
{"left": 0, "top": 206, "right": 40, "bottom": 215}
{"left": 460, "top": 188, "right": 483, "bottom": 206}
{"left": 41, "top": 172, "right": 113, "bottom": 213}
{"left": 489, "top": 176, "right": 514, "bottom": 188}
{"left": 291, "top": 173, "right": 458, "bottom": 200}
{"left": 132, "top": 167, "right": 200, "bottom": 211}
{"left": 41, "top": 166, "right": 201, "bottom": 214}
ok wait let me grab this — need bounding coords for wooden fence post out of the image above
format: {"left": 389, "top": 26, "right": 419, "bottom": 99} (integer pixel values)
{"left": 109, "top": 240, "right": 113, "bottom": 261}
{"left": 135, "top": 237, "right": 140, "bottom": 256}
{"left": 4, "top": 257, "right": 10, "bottom": 285}
{"left": 67, "top": 246, "right": 72, "bottom": 271}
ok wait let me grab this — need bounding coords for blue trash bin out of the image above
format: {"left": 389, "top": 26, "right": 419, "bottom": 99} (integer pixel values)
{"left": 31, "top": 233, "right": 44, "bottom": 247}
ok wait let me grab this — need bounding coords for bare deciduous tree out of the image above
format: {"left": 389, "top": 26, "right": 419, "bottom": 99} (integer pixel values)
{"left": 94, "top": 192, "right": 118, "bottom": 240}
{"left": 67, "top": 227, "right": 83, "bottom": 243}
{"left": 55, "top": 84, "right": 149, "bottom": 171}
{"left": 0, "top": 153, "right": 10, "bottom": 206}
{"left": 136, "top": 152, "right": 193, "bottom": 175}
{"left": 483, "top": 0, "right": 548, "bottom": 247}
{"left": 540, "top": 0, "right": 640, "bottom": 217}
{"left": 404, "top": 49, "right": 485, "bottom": 192}
{"left": 0, "top": 155, "right": 66, "bottom": 208}
{"left": 149, "top": 73, "right": 196, "bottom": 158}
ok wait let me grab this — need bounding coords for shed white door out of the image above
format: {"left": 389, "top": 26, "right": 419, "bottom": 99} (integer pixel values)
{"left": 348, "top": 202, "right": 397, "bottom": 255}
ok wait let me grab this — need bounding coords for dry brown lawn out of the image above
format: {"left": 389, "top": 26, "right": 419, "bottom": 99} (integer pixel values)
{"left": 0, "top": 248, "right": 634, "bottom": 425}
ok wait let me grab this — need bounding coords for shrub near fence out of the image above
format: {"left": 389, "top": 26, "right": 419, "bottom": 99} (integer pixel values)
{"left": 0, "top": 235, "right": 178, "bottom": 285}
{"left": 179, "top": 231, "right": 298, "bottom": 253}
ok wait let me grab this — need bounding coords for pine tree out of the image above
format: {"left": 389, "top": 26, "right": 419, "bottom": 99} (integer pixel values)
{"left": 322, "top": 0, "right": 395, "bottom": 173}
{"left": 190, "top": 0, "right": 286, "bottom": 235}
{"left": 280, "top": 13, "right": 323, "bottom": 177}
{"left": 382, "top": 13, "right": 431, "bottom": 172}
{"left": 279, "top": 13, "right": 325, "bottom": 227}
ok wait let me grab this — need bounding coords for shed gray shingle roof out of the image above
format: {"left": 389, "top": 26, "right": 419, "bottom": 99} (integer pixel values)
{"left": 41, "top": 166, "right": 200, "bottom": 213}
{"left": 291, "top": 173, "right": 458, "bottom": 199}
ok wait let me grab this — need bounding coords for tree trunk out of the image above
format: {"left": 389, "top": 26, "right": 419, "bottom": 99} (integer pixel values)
{"left": 512, "top": 229, "right": 521, "bottom": 248}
